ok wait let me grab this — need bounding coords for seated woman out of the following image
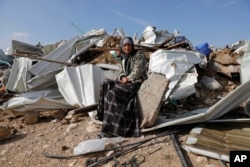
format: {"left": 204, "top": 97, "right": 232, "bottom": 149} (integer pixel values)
{"left": 96, "top": 36, "right": 148, "bottom": 138}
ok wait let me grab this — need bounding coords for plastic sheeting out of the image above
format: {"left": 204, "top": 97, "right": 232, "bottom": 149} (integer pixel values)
{"left": 239, "top": 42, "right": 250, "bottom": 84}
{"left": 140, "top": 26, "right": 173, "bottom": 46}
{"left": 148, "top": 49, "right": 203, "bottom": 100}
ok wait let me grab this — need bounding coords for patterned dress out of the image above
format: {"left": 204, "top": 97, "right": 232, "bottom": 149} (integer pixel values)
{"left": 97, "top": 50, "right": 148, "bottom": 137}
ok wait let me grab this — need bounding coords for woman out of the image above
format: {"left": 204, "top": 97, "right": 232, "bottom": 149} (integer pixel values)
{"left": 96, "top": 37, "right": 148, "bottom": 138}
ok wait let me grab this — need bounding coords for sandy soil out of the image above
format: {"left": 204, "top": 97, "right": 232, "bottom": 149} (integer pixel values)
{"left": 0, "top": 108, "right": 230, "bottom": 167}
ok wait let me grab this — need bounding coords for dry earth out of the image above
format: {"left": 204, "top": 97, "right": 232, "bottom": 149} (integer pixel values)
{"left": 0, "top": 108, "right": 230, "bottom": 167}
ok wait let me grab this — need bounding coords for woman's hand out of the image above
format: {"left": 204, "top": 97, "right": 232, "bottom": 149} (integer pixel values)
{"left": 121, "top": 77, "right": 129, "bottom": 84}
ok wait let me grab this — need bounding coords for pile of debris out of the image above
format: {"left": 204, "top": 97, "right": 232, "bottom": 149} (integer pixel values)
{"left": 0, "top": 25, "right": 250, "bottom": 163}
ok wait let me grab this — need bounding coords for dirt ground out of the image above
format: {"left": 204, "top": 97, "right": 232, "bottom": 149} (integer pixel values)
{"left": 0, "top": 107, "right": 231, "bottom": 167}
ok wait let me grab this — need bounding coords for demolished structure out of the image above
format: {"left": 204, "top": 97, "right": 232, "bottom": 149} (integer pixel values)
{"left": 0, "top": 25, "right": 249, "bottom": 163}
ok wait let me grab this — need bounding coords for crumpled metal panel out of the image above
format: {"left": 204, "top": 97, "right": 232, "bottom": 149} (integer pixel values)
{"left": 26, "top": 68, "right": 63, "bottom": 90}
{"left": 11, "top": 40, "right": 43, "bottom": 54}
{"left": 6, "top": 57, "right": 33, "bottom": 93}
{"left": 55, "top": 64, "right": 104, "bottom": 107}
{"left": 29, "top": 29, "right": 108, "bottom": 76}
{"left": 29, "top": 35, "right": 82, "bottom": 76}
{"left": 0, "top": 89, "right": 73, "bottom": 116}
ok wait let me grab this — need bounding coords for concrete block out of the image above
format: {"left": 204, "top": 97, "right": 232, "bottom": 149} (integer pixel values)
{"left": 137, "top": 72, "right": 169, "bottom": 128}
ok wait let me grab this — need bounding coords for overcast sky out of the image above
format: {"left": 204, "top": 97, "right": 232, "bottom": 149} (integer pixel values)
{"left": 0, "top": 0, "right": 249, "bottom": 50}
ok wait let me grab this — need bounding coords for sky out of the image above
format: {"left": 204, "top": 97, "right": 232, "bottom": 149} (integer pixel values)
{"left": 0, "top": 0, "right": 250, "bottom": 50}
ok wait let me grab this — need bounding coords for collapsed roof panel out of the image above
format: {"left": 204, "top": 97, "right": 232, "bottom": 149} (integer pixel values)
{"left": 29, "top": 35, "right": 82, "bottom": 76}
{"left": 11, "top": 40, "right": 43, "bottom": 54}
{"left": 26, "top": 68, "right": 63, "bottom": 91}
{"left": 69, "top": 34, "right": 107, "bottom": 63}
{"left": 29, "top": 29, "right": 108, "bottom": 76}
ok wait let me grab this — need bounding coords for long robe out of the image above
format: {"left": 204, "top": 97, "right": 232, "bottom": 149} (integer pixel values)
{"left": 97, "top": 50, "right": 148, "bottom": 137}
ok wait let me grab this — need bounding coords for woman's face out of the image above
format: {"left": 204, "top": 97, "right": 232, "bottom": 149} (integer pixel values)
{"left": 122, "top": 43, "right": 132, "bottom": 54}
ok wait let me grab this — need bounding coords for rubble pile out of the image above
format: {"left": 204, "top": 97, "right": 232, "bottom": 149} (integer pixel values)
{"left": 0, "top": 26, "right": 248, "bottom": 124}
{"left": 0, "top": 25, "right": 249, "bottom": 164}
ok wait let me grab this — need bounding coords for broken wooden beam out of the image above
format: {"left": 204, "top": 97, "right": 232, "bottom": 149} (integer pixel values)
{"left": 155, "top": 35, "right": 175, "bottom": 48}
{"left": 166, "top": 41, "right": 187, "bottom": 49}
{"left": 14, "top": 51, "right": 77, "bottom": 66}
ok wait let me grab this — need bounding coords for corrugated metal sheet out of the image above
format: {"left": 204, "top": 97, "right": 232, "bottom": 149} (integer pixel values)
{"left": 29, "top": 29, "right": 108, "bottom": 76}
{"left": 12, "top": 40, "right": 43, "bottom": 54}
{"left": 26, "top": 68, "right": 63, "bottom": 90}
{"left": 183, "top": 122, "right": 250, "bottom": 162}
{"left": 6, "top": 57, "right": 33, "bottom": 92}
{"left": 29, "top": 35, "right": 81, "bottom": 76}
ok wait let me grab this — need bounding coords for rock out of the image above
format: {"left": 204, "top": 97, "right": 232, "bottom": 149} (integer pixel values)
{"left": 196, "top": 156, "right": 208, "bottom": 163}
{"left": 200, "top": 76, "right": 222, "bottom": 90}
{"left": 138, "top": 72, "right": 169, "bottom": 128}
{"left": 65, "top": 123, "right": 78, "bottom": 133}
{"left": 0, "top": 126, "right": 11, "bottom": 139}
{"left": 53, "top": 110, "right": 66, "bottom": 120}
{"left": 70, "top": 115, "right": 79, "bottom": 123}
{"left": 24, "top": 111, "right": 39, "bottom": 125}
{"left": 86, "top": 123, "right": 100, "bottom": 133}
